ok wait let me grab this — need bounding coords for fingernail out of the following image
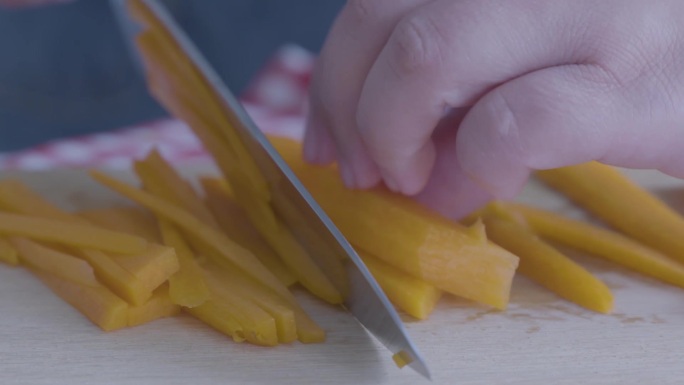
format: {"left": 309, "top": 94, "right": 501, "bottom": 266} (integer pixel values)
{"left": 339, "top": 162, "right": 356, "bottom": 189}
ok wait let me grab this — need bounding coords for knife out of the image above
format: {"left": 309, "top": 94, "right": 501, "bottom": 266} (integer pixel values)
{"left": 109, "top": 0, "right": 430, "bottom": 379}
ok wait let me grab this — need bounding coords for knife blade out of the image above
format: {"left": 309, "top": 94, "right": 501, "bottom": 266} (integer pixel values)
{"left": 109, "top": 0, "right": 430, "bottom": 379}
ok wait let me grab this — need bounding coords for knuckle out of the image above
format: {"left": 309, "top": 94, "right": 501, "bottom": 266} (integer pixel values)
{"left": 486, "top": 89, "right": 528, "bottom": 162}
{"left": 490, "top": 91, "right": 522, "bottom": 145}
{"left": 387, "top": 14, "right": 446, "bottom": 78}
{"left": 597, "top": 25, "right": 684, "bottom": 115}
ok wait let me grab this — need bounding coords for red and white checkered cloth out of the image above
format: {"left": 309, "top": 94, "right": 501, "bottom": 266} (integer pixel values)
{"left": 0, "top": 44, "right": 314, "bottom": 171}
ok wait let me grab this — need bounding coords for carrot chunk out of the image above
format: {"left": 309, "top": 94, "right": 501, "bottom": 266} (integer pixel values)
{"left": 269, "top": 136, "right": 519, "bottom": 310}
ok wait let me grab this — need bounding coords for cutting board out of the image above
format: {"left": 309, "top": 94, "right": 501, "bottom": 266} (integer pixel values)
{"left": 1, "top": 164, "right": 684, "bottom": 385}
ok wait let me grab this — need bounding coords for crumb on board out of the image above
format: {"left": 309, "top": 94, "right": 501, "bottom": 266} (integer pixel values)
{"left": 392, "top": 350, "right": 414, "bottom": 369}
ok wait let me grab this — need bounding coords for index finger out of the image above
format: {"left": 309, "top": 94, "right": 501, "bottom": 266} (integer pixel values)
{"left": 304, "top": 0, "right": 428, "bottom": 188}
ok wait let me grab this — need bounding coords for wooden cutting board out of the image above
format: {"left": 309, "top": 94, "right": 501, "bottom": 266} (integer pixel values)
{"left": 1, "top": 164, "right": 683, "bottom": 385}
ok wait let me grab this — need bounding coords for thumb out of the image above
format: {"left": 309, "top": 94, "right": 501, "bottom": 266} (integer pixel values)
{"left": 455, "top": 64, "right": 684, "bottom": 199}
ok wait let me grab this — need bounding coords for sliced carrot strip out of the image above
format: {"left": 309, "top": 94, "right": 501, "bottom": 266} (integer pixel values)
{"left": 0, "top": 237, "right": 18, "bottom": 266}
{"left": 89, "top": 170, "right": 295, "bottom": 306}
{"left": 0, "top": 211, "right": 147, "bottom": 255}
{"left": 134, "top": 28, "right": 336, "bottom": 299}
{"left": 11, "top": 237, "right": 98, "bottom": 287}
{"left": 502, "top": 202, "right": 684, "bottom": 289}
{"left": 202, "top": 262, "right": 297, "bottom": 344}
{"left": 134, "top": 149, "right": 220, "bottom": 228}
{"left": 536, "top": 162, "right": 684, "bottom": 262}
{"left": 78, "top": 206, "right": 162, "bottom": 243}
{"left": 0, "top": 180, "right": 75, "bottom": 222}
{"left": 158, "top": 220, "right": 209, "bottom": 308}
{"left": 201, "top": 177, "right": 297, "bottom": 287}
{"left": 113, "top": 244, "right": 179, "bottom": 296}
{"left": 359, "top": 251, "right": 442, "bottom": 320}
{"left": 259, "top": 227, "right": 343, "bottom": 305}
{"left": 33, "top": 270, "right": 129, "bottom": 331}
{"left": 292, "top": 307, "right": 326, "bottom": 344}
{"left": 482, "top": 208, "right": 613, "bottom": 314}
{"left": 201, "top": 265, "right": 279, "bottom": 347}
{"left": 133, "top": 31, "right": 344, "bottom": 305}
{"left": 127, "top": 284, "right": 181, "bottom": 327}
{"left": 186, "top": 300, "right": 246, "bottom": 343}
{"left": 75, "top": 249, "right": 150, "bottom": 306}
{"left": 269, "top": 136, "right": 519, "bottom": 310}
{"left": 129, "top": 3, "right": 269, "bottom": 200}
{"left": 0, "top": 180, "right": 171, "bottom": 304}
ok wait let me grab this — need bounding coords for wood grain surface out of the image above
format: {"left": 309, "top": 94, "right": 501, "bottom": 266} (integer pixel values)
{"left": 1, "top": 166, "right": 684, "bottom": 385}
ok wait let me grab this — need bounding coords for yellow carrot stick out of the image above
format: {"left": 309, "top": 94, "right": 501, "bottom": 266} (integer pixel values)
{"left": 134, "top": 31, "right": 341, "bottom": 302}
{"left": 0, "top": 211, "right": 147, "bottom": 255}
{"left": 75, "top": 249, "right": 151, "bottom": 306}
{"left": 63, "top": 212, "right": 179, "bottom": 301}
{"left": 113, "top": 244, "right": 179, "bottom": 296}
{"left": 127, "top": 284, "right": 181, "bottom": 327}
{"left": 259, "top": 227, "right": 343, "bottom": 305}
{"left": 186, "top": 300, "right": 246, "bottom": 343}
{"left": 78, "top": 206, "right": 162, "bottom": 243}
{"left": 133, "top": 148, "right": 341, "bottom": 305}
{"left": 359, "top": 251, "right": 442, "bottom": 320}
{"left": 0, "top": 237, "right": 18, "bottom": 266}
{"left": 129, "top": 3, "right": 269, "bottom": 200}
{"left": 89, "top": 170, "right": 296, "bottom": 306}
{"left": 201, "top": 266, "right": 279, "bottom": 347}
{"left": 502, "top": 202, "right": 684, "bottom": 289}
{"left": 10, "top": 237, "right": 98, "bottom": 287}
{"left": 536, "top": 162, "right": 684, "bottom": 263}
{"left": 201, "top": 177, "right": 297, "bottom": 287}
{"left": 0, "top": 180, "right": 173, "bottom": 305}
{"left": 135, "top": 149, "right": 220, "bottom": 228}
{"left": 138, "top": 53, "right": 243, "bottom": 199}
{"left": 158, "top": 220, "right": 209, "bottom": 308}
{"left": 482, "top": 212, "right": 613, "bottom": 314}
{"left": 269, "top": 136, "right": 519, "bottom": 310}
{"left": 292, "top": 307, "right": 326, "bottom": 344}
{"left": 0, "top": 180, "right": 75, "bottom": 222}
{"left": 202, "top": 262, "right": 297, "bottom": 344}
{"left": 134, "top": 34, "right": 342, "bottom": 304}
{"left": 33, "top": 270, "right": 129, "bottom": 332}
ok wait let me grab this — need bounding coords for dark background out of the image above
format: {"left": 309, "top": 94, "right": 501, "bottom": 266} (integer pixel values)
{"left": 0, "top": 0, "right": 345, "bottom": 151}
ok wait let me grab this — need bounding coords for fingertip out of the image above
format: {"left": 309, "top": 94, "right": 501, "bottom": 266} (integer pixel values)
{"left": 353, "top": 164, "right": 382, "bottom": 190}
{"left": 303, "top": 113, "right": 337, "bottom": 165}
{"left": 414, "top": 141, "right": 494, "bottom": 221}
{"left": 338, "top": 161, "right": 356, "bottom": 189}
{"left": 339, "top": 152, "right": 382, "bottom": 190}
{"left": 378, "top": 140, "right": 436, "bottom": 196}
{"left": 456, "top": 142, "right": 529, "bottom": 201}
{"left": 455, "top": 100, "right": 529, "bottom": 200}
{"left": 415, "top": 173, "right": 493, "bottom": 220}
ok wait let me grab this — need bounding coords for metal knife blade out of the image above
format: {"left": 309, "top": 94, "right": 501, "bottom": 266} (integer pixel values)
{"left": 109, "top": 0, "right": 430, "bottom": 379}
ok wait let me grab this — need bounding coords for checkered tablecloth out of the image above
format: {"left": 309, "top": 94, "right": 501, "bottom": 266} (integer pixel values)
{"left": 0, "top": 44, "right": 314, "bottom": 170}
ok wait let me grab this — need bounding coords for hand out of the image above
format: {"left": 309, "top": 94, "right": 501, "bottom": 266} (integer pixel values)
{"left": 303, "top": 0, "right": 684, "bottom": 219}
